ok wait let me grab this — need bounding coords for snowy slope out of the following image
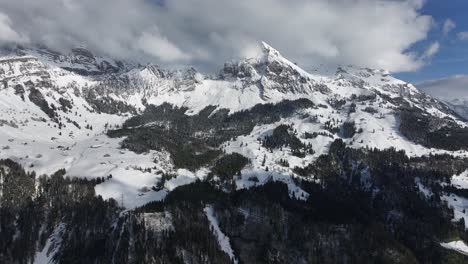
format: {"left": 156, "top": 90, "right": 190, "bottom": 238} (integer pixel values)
{"left": 204, "top": 206, "right": 238, "bottom": 264}
{"left": 440, "top": 240, "right": 468, "bottom": 256}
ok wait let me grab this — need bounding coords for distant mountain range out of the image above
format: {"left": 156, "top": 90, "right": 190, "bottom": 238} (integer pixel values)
{"left": 418, "top": 75, "right": 468, "bottom": 120}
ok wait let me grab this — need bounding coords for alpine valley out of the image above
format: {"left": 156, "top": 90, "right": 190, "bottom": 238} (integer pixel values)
{"left": 1, "top": 42, "right": 468, "bottom": 263}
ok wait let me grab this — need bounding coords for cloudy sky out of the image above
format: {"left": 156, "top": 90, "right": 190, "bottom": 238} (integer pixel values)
{"left": 0, "top": 0, "right": 467, "bottom": 94}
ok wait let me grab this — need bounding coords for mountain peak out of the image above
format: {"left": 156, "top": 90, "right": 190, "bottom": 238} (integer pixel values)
{"left": 260, "top": 41, "right": 281, "bottom": 58}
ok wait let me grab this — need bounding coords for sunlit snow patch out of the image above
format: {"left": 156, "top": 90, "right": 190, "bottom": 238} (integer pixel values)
{"left": 440, "top": 240, "right": 468, "bottom": 256}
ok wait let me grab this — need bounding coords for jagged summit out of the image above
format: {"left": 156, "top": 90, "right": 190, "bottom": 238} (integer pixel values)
{"left": 260, "top": 41, "right": 282, "bottom": 59}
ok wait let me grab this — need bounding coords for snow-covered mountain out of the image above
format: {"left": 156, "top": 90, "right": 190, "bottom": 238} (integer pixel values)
{"left": 2, "top": 42, "right": 468, "bottom": 263}
{"left": 0, "top": 41, "right": 466, "bottom": 208}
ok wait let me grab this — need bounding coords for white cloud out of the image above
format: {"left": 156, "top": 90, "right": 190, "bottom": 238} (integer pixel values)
{"left": 0, "top": 12, "right": 28, "bottom": 43}
{"left": 443, "top": 19, "right": 456, "bottom": 36}
{"left": 0, "top": 0, "right": 187, "bottom": 62}
{"left": 458, "top": 32, "right": 468, "bottom": 41}
{"left": 137, "top": 31, "right": 191, "bottom": 62}
{"left": 0, "top": 0, "right": 435, "bottom": 72}
{"left": 421, "top": 42, "right": 440, "bottom": 60}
